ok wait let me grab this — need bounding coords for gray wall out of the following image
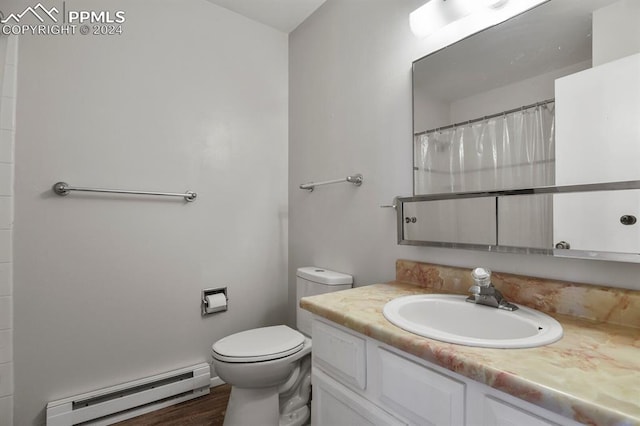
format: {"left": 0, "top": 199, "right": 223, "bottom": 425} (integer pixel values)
{"left": 288, "top": 0, "right": 640, "bottom": 324}
{"left": 13, "top": 1, "right": 288, "bottom": 424}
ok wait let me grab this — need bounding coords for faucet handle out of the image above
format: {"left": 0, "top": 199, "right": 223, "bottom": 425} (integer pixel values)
{"left": 468, "top": 284, "right": 481, "bottom": 294}
{"left": 472, "top": 267, "right": 492, "bottom": 287}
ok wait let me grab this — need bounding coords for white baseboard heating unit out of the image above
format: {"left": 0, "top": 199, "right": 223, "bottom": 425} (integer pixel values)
{"left": 46, "top": 363, "right": 211, "bottom": 426}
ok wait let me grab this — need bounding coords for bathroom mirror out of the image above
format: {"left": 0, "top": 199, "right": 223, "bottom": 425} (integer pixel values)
{"left": 407, "top": 0, "right": 640, "bottom": 261}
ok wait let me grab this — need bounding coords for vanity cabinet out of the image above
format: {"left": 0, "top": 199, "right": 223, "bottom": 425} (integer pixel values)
{"left": 311, "top": 317, "right": 581, "bottom": 426}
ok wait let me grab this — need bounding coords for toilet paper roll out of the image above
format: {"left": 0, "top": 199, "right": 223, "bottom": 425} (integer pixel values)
{"left": 205, "top": 293, "right": 227, "bottom": 314}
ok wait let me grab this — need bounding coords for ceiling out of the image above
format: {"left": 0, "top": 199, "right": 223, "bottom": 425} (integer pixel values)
{"left": 206, "top": 0, "right": 326, "bottom": 33}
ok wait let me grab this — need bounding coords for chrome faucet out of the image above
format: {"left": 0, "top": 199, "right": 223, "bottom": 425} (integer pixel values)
{"left": 466, "top": 267, "right": 518, "bottom": 311}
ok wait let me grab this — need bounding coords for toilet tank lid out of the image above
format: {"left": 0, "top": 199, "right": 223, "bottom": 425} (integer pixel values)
{"left": 296, "top": 267, "right": 353, "bottom": 285}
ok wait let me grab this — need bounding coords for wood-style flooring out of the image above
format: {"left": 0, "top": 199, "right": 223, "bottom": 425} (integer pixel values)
{"left": 114, "top": 384, "right": 231, "bottom": 426}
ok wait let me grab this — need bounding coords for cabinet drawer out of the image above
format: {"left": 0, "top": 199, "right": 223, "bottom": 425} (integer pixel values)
{"left": 378, "top": 348, "right": 465, "bottom": 426}
{"left": 482, "top": 395, "right": 560, "bottom": 426}
{"left": 312, "top": 319, "right": 366, "bottom": 390}
{"left": 312, "top": 367, "right": 406, "bottom": 426}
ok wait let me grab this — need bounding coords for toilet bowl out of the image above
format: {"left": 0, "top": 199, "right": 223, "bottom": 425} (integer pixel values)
{"left": 211, "top": 267, "right": 353, "bottom": 426}
{"left": 212, "top": 325, "right": 312, "bottom": 426}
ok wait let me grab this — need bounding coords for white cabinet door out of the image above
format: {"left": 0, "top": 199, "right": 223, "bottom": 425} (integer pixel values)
{"left": 553, "top": 190, "right": 640, "bottom": 253}
{"left": 312, "top": 368, "right": 406, "bottom": 426}
{"left": 480, "top": 395, "right": 560, "bottom": 426}
{"left": 555, "top": 52, "right": 640, "bottom": 185}
{"left": 377, "top": 348, "right": 465, "bottom": 426}
{"left": 313, "top": 320, "right": 367, "bottom": 391}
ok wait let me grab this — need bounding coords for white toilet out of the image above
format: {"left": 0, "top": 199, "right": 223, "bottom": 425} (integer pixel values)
{"left": 211, "top": 267, "right": 353, "bottom": 426}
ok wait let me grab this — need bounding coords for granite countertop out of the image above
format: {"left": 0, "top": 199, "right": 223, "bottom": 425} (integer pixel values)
{"left": 301, "top": 281, "right": 640, "bottom": 426}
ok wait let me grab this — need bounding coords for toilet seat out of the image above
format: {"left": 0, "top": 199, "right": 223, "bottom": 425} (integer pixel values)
{"left": 212, "top": 325, "right": 305, "bottom": 363}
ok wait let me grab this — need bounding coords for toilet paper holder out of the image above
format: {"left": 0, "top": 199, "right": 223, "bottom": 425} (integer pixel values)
{"left": 201, "top": 287, "right": 228, "bottom": 316}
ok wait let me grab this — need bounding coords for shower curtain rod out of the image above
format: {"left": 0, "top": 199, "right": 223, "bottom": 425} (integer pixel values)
{"left": 415, "top": 98, "right": 555, "bottom": 137}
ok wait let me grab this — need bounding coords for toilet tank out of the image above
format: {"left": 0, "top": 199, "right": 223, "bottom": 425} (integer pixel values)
{"left": 296, "top": 267, "right": 353, "bottom": 337}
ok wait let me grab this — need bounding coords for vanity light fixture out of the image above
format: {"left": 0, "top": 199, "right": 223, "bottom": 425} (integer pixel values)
{"left": 410, "top": 0, "right": 509, "bottom": 38}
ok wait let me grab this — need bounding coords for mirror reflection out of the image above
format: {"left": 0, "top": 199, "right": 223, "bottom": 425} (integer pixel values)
{"left": 413, "top": 0, "right": 640, "bottom": 193}
{"left": 408, "top": 0, "right": 640, "bottom": 260}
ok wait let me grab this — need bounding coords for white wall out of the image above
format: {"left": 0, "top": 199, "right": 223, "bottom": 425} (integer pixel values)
{"left": 412, "top": 91, "right": 449, "bottom": 135}
{"left": 288, "top": 0, "right": 640, "bottom": 325}
{"left": 593, "top": 0, "right": 640, "bottom": 66}
{"left": 449, "top": 61, "right": 590, "bottom": 123}
{"left": 13, "top": 1, "right": 288, "bottom": 425}
{"left": 0, "top": 35, "right": 17, "bottom": 426}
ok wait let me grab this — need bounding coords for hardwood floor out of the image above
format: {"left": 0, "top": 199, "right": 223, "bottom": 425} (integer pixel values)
{"left": 114, "top": 385, "right": 231, "bottom": 426}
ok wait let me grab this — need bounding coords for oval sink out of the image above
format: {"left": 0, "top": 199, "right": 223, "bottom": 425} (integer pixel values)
{"left": 383, "top": 294, "right": 563, "bottom": 348}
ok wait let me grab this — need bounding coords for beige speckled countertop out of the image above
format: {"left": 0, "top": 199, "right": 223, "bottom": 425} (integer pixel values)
{"left": 300, "top": 261, "right": 640, "bottom": 426}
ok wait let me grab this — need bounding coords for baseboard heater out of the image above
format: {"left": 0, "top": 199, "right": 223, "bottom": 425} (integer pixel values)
{"left": 46, "top": 363, "right": 211, "bottom": 426}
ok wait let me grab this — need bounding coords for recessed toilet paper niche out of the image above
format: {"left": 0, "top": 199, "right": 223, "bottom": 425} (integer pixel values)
{"left": 202, "top": 287, "right": 228, "bottom": 316}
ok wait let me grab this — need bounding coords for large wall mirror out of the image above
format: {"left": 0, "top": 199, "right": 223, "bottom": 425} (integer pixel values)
{"left": 404, "top": 0, "right": 640, "bottom": 261}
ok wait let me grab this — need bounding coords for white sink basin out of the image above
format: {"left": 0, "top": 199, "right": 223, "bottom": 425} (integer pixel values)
{"left": 383, "top": 294, "right": 563, "bottom": 348}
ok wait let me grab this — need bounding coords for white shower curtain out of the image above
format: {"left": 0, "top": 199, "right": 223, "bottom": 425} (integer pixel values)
{"left": 415, "top": 102, "right": 555, "bottom": 194}
{"left": 414, "top": 102, "right": 556, "bottom": 248}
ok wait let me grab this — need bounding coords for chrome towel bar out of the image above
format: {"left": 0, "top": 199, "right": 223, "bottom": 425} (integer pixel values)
{"left": 52, "top": 182, "right": 197, "bottom": 202}
{"left": 299, "top": 174, "right": 363, "bottom": 192}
